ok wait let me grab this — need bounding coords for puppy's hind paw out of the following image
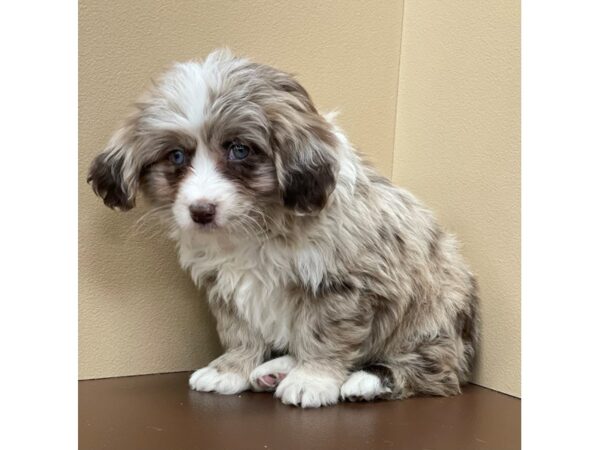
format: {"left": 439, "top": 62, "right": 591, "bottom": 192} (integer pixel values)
{"left": 250, "top": 355, "right": 297, "bottom": 392}
{"left": 340, "top": 370, "right": 391, "bottom": 402}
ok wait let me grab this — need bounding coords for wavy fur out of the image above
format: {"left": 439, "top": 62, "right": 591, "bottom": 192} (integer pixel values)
{"left": 88, "top": 49, "right": 480, "bottom": 408}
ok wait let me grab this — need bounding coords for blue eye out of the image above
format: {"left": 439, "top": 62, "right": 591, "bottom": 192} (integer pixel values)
{"left": 168, "top": 149, "right": 186, "bottom": 166}
{"left": 227, "top": 142, "right": 250, "bottom": 161}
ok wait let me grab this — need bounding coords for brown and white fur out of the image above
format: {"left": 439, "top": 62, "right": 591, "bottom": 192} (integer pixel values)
{"left": 88, "top": 49, "right": 480, "bottom": 408}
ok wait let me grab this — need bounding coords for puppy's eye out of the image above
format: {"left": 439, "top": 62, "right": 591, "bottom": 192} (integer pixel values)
{"left": 168, "top": 149, "right": 187, "bottom": 166}
{"left": 227, "top": 142, "right": 250, "bottom": 161}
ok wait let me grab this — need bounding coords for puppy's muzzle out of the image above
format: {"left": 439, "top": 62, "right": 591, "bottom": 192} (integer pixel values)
{"left": 189, "top": 201, "right": 216, "bottom": 225}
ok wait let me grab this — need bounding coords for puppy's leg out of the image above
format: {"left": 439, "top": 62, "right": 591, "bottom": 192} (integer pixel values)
{"left": 275, "top": 287, "right": 371, "bottom": 408}
{"left": 342, "top": 335, "right": 463, "bottom": 402}
{"left": 190, "top": 302, "right": 266, "bottom": 395}
{"left": 250, "top": 355, "right": 297, "bottom": 392}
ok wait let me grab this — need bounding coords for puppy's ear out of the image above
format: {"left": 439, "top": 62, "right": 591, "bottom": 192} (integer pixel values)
{"left": 87, "top": 126, "right": 139, "bottom": 211}
{"left": 269, "top": 77, "right": 339, "bottom": 214}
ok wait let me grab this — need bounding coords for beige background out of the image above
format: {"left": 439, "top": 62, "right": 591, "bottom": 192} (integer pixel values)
{"left": 79, "top": 0, "right": 520, "bottom": 396}
{"left": 392, "top": 0, "right": 520, "bottom": 396}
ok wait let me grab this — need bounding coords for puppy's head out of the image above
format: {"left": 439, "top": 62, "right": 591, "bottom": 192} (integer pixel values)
{"left": 88, "top": 49, "right": 339, "bottom": 233}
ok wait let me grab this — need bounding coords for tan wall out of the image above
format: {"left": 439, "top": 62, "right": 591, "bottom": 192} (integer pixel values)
{"left": 79, "top": 0, "right": 404, "bottom": 379}
{"left": 392, "top": 1, "right": 520, "bottom": 396}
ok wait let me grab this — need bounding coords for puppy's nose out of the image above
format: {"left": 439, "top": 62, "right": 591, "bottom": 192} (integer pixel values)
{"left": 189, "top": 202, "right": 216, "bottom": 225}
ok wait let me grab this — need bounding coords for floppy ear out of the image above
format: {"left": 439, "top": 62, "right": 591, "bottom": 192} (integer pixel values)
{"left": 268, "top": 77, "right": 339, "bottom": 214}
{"left": 87, "top": 126, "right": 139, "bottom": 211}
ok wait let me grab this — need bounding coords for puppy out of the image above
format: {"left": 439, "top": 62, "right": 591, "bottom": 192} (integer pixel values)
{"left": 88, "top": 49, "right": 480, "bottom": 408}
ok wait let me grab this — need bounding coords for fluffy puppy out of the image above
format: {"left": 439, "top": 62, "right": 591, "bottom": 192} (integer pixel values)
{"left": 88, "top": 49, "right": 480, "bottom": 408}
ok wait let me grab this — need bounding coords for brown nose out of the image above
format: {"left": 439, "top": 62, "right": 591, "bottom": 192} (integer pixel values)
{"left": 189, "top": 202, "right": 216, "bottom": 225}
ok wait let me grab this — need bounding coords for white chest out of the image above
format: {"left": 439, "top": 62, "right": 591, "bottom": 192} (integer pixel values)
{"left": 220, "top": 267, "right": 293, "bottom": 349}
{"left": 178, "top": 235, "right": 301, "bottom": 349}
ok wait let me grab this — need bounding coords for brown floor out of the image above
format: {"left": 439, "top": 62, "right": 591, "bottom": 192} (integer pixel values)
{"left": 79, "top": 372, "right": 520, "bottom": 450}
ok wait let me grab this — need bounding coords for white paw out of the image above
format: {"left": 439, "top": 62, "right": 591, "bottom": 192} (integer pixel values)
{"left": 189, "top": 366, "right": 249, "bottom": 395}
{"left": 340, "top": 371, "right": 391, "bottom": 402}
{"left": 250, "top": 356, "right": 297, "bottom": 392}
{"left": 274, "top": 368, "right": 340, "bottom": 408}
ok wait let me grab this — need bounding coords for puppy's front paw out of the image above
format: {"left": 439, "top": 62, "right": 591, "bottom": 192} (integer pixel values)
{"left": 189, "top": 366, "right": 249, "bottom": 395}
{"left": 274, "top": 368, "right": 340, "bottom": 408}
{"left": 250, "top": 355, "right": 297, "bottom": 392}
